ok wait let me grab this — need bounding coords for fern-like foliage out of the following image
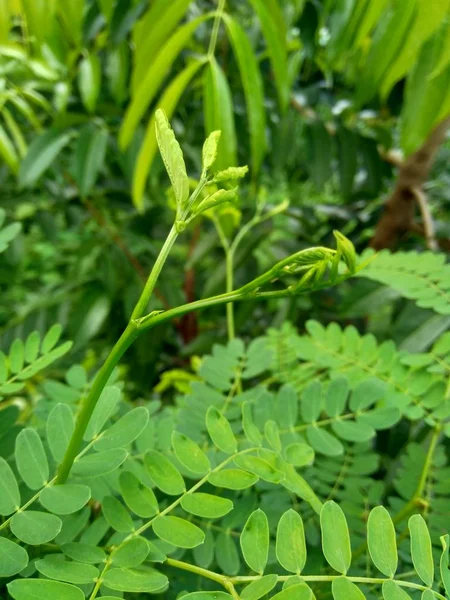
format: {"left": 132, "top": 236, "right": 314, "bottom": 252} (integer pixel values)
{"left": 265, "top": 320, "right": 450, "bottom": 425}
{"left": 358, "top": 249, "right": 450, "bottom": 315}
{"left": 0, "top": 324, "right": 72, "bottom": 402}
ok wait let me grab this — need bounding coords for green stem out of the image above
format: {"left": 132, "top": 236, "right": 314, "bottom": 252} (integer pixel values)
{"left": 56, "top": 225, "right": 179, "bottom": 484}
{"left": 208, "top": 0, "right": 226, "bottom": 58}
{"left": 131, "top": 224, "right": 178, "bottom": 320}
{"left": 225, "top": 250, "right": 235, "bottom": 340}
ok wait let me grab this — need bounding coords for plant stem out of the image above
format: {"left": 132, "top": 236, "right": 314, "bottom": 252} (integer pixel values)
{"left": 131, "top": 224, "right": 178, "bottom": 320}
{"left": 208, "top": 0, "right": 226, "bottom": 58}
{"left": 56, "top": 226, "right": 179, "bottom": 484}
{"left": 225, "top": 250, "right": 235, "bottom": 340}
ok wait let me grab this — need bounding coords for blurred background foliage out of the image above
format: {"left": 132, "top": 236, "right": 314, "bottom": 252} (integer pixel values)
{"left": 0, "top": 0, "right": 449, "bottom": 390}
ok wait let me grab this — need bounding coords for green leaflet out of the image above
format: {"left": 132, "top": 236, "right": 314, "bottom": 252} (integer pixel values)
{"left": 240, "top": 509, "right": 269, "bottom": 574}
{"left": 206, "top": 406, "right": 237, "bottom": 454}
{"left": 10, "top": 511, "right": 62, "bottom": 545}
{"left": 35, "top": 555, "right": 99, "bottom": 584}
{"left": 180, "top": 492, "right": 233, "bottom": 519}
{"left": 0, "top": 456, "right": 20, "bottom": 515}
{"left": 440, "top": 534, "right": 450, "bottom": 598}
{"left": 15, "top": 428, "right": 49, "bottom": 490}
{"left": 172, "top": 431, "right": 211, "bottom": 475}
{"left": 61, "top": 542, "right": 106, "bottom": 565}
{"left": 119, "top": 470, "right": 159, "bottom": 518}
{"left": 102, "top": 567, "right": 168, "bottom": 593}
{"left": 0, "top": 538, "right": 28, "bottom": 577}
{"left": 83, "top": 386, "right": 121, "bottom": 441}
{"left": 144, "top": 449, "right": 185, "bottom": 495}
{"left": 241, "top": 574, "right": 278, "bottom": 600}
{"left": 332, "top": 577, "right": 366, "bottom": 600}
{"left": 94, "top": 406, "right": 149, "bottom": 451}
{"left": 382, "top": 580, "right": 412, "bottom": 600}
{"left": 367, "top": 506, "right": 398, "bottom": 577}
{"left": 320, "top": 501, "right": 352, "bottom": 574}
{"left": 46, "top": 404, "right": 74, "bottom": 463}
{"left": 270, "top": 583, "right": 313, "bottom": 600}
{"left": 102, "top": 495, "right": 134, "bottom": 533}
{"left": 208, "top": 468, "right": 259, "bottom": 490}
{"left": 111, "top": 537, "right": 149, "bottom": 568}
{"left": 181, "top": 594, "right": 232, "bottom": 600}
{"left": 408, "top": 514, "right": 434, "bottom": 586}
{"left": 40, "top": 484, "right": 90, "bottom": 515}
{"left": 7, "top": 579, "right": 85, "bottom": 600}
{"left": 72, "top": 448, "right": 128, "bottom": 478}
{"left": 152, "top": 515, "right": 205, "bottom": 548}
{"left": 276, "top": 509, "right": 306, "bottom": 574}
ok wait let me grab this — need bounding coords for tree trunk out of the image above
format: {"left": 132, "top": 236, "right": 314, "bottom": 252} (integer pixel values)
{"left": 370, "top": 116, "right": 450, "bottom": 250}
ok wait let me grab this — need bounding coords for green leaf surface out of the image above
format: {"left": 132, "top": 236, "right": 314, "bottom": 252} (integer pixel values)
{"left": 84, "top": 386, "right": 121, "bottom": 441}
{"left": 204, "top": 58, "right": 237, "bottom": 172}
{"left": 270, "top": 583, "right": 313, "bottom": 600}
{"left": 35, "top": 555, "right": 99, "bottom": 584}
{"left": 119, "top": 470, "right": 159, "bottom": 518}
{"left": 172, "top": 431, "right": 211, "bottom": 475}
{"left": 0, "top": 456, "right": 20, "bottom": 515}
{"left": 320, "top": 501, "right": 351, "bottom": 574}
{"left": 8, "top": 579, "right": 85, "bottom": 600}
{"left": 74, "top": 124, "right": 108, "bottom": 198}
{"left": 240, "top": 509, "right": 269, "bottom": 574}
{"left": 382, "top": 580, "right": 412, "bottom": 600}
{"left": 78, "top": 53, "right": 101, "bottom": 113}
{"left": 18, "top": 129, "right": 72, "bottom": 188}
{"left": 276, "top": 509, "right": 306, "bottom": 574}
{"left": 102, "top": 566, "right": 168, "bottom": 593}
{"left": 332, "top": 577, "right": 366, "bottom": 599}
{"left": 367, "top": 506, "right": 398, "bottom": 577}
{"left": 408, "top": 514, "right": 434, "bottom": 586}
{"left": 241, "top": 574, "right": 278, "bottom": 600}
{"left": 40, "top": 484, "right": 90, "bottom": 515}
{"left": 223, "top": 14, "right": 266, "bottom": 174}
{"left": 94, "top": 406, "right": 149, "bottom": 451}
{"left": 112, "top": 537, "right": 149, "bottom": 568}
{"left": 46, "top": 404, "right": 74, "bottom": 463}
{"left": 0, "top": 538, "right": 28, "bottom": 577}
{"left": 15, "top": 428, "right": 49, "bottom": 489}
{"left": 234, "top": 455, "right": 284, "bottom": 483}
{"left": 144, "top": 449, "right": 185, "bottom": 495}
{"left": 10, "top": 511, "right": 62, "bottom": 545}
{"left": 102, "top": 495, "right": 134, "bottom": 533}
{"left": 61, "top": 542, "right": 106, "bottom": 565}
{"left": 208, "top": 468, "right": 258, "bottom": 490}
{"left": 181, "top": 492, "right": 233, "bottom": 519}
{"left": 440, "top": 534, "right": 450, "bottom": 598}
{"left": 72, "top": 448, "right": 128, "bottom": 478}
{"left": 152, "top": 515, "right": 205, "bottom": 548}
{"left": 206, "top": 406, "right": 237, "bottom": 454}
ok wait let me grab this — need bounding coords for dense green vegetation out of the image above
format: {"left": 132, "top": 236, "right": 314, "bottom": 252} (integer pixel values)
{"left": 0, "top": 1, "right": 450, "bottom": 599}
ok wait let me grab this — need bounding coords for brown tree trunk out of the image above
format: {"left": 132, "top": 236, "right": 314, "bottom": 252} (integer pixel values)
{"left": 370, "top": 116, "right": 450, "bottom": 250}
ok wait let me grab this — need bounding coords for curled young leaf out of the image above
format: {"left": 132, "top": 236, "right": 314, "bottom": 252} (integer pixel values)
{"left": 202, "top": 130, "right": 221, "bottom": 173}
{"left": 213, "top": 165, "right": 249, "bottom": 183}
